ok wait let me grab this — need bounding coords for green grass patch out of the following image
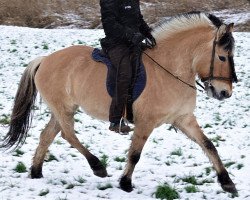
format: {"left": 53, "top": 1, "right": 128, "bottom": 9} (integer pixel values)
{"left": 74, "top": 176, "right": 86, "bottom": 184}
{"left": 42, "top": 43, "right": 49, "bottom": 50}
{"left": 170, "top": 148, "right": 183, "bottom": 156}
{"left": 185, "top": 185, "right": 198, "bottom": 193}
{"left": 65, "top": 184, "right": 75, "bottom": 189}
{"left": 13, "top": 149, "right": 25, "bottom": 157}
{"left": 237, "top": 163, "right": 244, "bottom": 170}
{"left": 224, "top": 161, "right": 236, "bottom": 168}
{"left": 182, "top": 176, "right": 198, "bottom": 185}
{"left": 0, "top": 114, "right": 10, "bottom": 125}
{"left": 114, "top": 156, "right": 126, "bottom": 162}
{"left": 155, "top": 183, "right": 179, "bottom": 200}
{"left": 100, "top": 154, "right": 109, "bottom": 168}
{"left": 97, "top": 183, "right": 113, "bottom": 190}
{"left": 14, "top": 162, "right": 27, "bottom": 173}
{"left": 205, "top": 167, "right": 212, "bottom": 175}
{"left": 45, "top": 153, "right": 58, "bottom": 162}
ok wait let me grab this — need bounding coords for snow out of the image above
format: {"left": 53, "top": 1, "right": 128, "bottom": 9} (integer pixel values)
{"left": 0, "top": 25, "right": 249, "bottom": 200}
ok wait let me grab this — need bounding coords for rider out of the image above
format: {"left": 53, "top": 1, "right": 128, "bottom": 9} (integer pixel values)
{"left": 100, "top": 0, "right": 156, "bottom": 134}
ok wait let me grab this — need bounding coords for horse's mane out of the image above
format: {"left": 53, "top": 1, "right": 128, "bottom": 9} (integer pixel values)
{"left": 152, "top": 12, "right": 223, "bottom": 41}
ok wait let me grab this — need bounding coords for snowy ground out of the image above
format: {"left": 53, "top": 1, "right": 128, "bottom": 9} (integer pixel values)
{"left": 0, "top": 26, "right": 249, "bottom": 200}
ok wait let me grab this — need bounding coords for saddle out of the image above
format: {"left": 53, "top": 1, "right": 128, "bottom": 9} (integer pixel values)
{"left": 92, "top": 48, "right": 146, "bottom": 122}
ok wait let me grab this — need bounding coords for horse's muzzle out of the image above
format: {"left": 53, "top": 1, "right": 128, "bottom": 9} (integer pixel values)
{"left": 205, "top": 83, "right": 231, "bottom": 101}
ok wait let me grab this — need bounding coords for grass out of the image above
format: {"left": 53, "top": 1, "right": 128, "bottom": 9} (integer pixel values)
{"left": 185, "top": 185, "right": 199, "bottom": 193}
{"left": 114, "top": 156, "right": 126, "bottom": 162}
{"left": 13, "top": 149, "right": 25, "bottom": 157}
{"left": 39, "top": 189, "right": 49, "bottom": 196}
{"left": 45, "top": 153, "right": 58, "bottom": 162}
{"left": 97, "top": 183, "right": 113, "bottom": 190}
{"left": 74, "top": 176, "right": 86, "bottom": 184}
{"left": 155, "top": 183, "right": 179, "bottom": 200}
{"left": 65, "top": 184, "right": 75, "bottom": 189}
{"left": 0, "top": 114, "right": 10, "bottom": 125}
{"left": 224, "top": 161, "right": 236, "bottom": 168}
{"left": 170, "top": 148, "right": 183, "bottom": 156}
{"left": 182, "top": 176, "right": 198, "bottom": 185}
{"left": 100, "top": 154, "right": 109, "bottom": 168}
{"left": 14, "top": 162, "right": 27, "bottom": 173}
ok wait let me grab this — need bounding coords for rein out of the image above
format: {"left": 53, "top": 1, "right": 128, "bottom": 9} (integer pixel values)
{"left": 143, "top": 51, "right": 204, "bottom": 92}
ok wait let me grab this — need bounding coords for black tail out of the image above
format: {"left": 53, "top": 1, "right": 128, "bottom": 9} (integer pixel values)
{"left": 1, "top": 57, "right": 43, "bottom": 150}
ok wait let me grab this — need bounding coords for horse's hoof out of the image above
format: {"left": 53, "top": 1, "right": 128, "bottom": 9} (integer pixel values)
{"left": 88, "top": 156, "right": 108, "bottom": 178}
{"left": 120, "top": 176, "right": 133, "bottom": 192}
{"left": 221, "top": 183, "right": 237, "bottom": 194}
{"left": 30, "top": 166, "right": 43, "bottom": 179}
{"left": 93, "top": 168, "right": 108, "bottom": 178}
{"left": 218, "top": 171, "right": 237, "bottom": 194}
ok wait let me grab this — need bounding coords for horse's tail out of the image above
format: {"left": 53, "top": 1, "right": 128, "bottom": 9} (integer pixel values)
{"left": 1, "top": 56, "right": 44, "bottom": 150}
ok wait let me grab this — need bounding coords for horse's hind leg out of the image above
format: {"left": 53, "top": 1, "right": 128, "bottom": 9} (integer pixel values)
{"left": 55, "top": 107, "right": 107, "bottom": 178}
{"left": 120, "top": 122, "right": 154, "bottom": 192}
{"left": 174, "top": 114, "right": 237, "bottom": 193}
{"left": 31, "top": 114, "right": 61, "bottom": 178}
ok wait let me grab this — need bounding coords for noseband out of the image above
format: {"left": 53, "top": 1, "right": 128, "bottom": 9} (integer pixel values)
{"left": 201, "top": 29, "right": 238, "bottom": 85}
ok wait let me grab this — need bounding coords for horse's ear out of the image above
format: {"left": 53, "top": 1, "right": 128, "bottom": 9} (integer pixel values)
{"left": 216, "top": 24, "right": 227, "bottom": 40}
{"left": 227, "top": 23, "right": 234, "bottom": 33}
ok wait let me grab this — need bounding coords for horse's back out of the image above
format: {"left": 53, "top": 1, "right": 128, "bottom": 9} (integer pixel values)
{"left": 35, "top": 45, "right": 110, "bottom": 120}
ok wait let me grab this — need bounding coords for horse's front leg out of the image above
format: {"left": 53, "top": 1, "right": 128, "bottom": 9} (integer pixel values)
{"left": 174, "top": 114, "right": 237, "bottom": 194}
{"left": 120, "top": 123, "right": 154, "bottom": 192}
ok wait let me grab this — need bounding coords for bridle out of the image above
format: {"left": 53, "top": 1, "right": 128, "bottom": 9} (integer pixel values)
{"left": 200, "top": 28, "right": 238, "bottom": 86}
{"left": 143, "top": 27, "right": 238, "bottom": 92}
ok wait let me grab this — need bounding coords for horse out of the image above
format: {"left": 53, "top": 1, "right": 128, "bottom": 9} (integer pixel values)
{"left": 1, "top": 12, "right": 238, "bottom": 193}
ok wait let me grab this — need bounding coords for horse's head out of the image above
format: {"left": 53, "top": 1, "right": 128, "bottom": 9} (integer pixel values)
{"left": 197, "top": 23, "right": 238, "bottom": 101}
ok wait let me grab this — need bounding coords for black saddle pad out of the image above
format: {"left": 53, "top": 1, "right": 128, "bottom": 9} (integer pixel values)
{"left": 92, "top": 48, "right": 146, "bottom": 101}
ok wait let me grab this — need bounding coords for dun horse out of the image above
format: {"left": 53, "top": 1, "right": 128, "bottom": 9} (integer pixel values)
{"left": 1, "top": 12, "right": 238, "bottom": 193}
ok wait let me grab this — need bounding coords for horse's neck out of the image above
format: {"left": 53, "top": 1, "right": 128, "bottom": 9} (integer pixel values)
{"left": 148, "top": 27, "right": 214, "bottom": 82}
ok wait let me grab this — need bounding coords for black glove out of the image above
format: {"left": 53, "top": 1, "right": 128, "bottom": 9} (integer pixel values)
{"left": 146, "top": 33, "right": 156, "bottom": 48}
{"left": 131, "top": 32, "right": 145, "bottom": 46}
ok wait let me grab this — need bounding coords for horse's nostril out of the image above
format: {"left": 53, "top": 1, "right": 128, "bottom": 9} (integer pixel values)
{"left": 221, "top": 90, "right": 229, "bottom": 98}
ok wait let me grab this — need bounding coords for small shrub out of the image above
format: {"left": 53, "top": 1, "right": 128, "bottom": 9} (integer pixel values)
{"left": 185, "top": 185, "right": 198, "bottom": 193}
{"left": 14, "top": 162, "right": 27, "bottom": 173}
{"left": 155, "top": 184, "right": 179, "bottom": 200}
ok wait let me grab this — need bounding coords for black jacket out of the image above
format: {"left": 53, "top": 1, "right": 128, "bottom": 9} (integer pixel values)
{"left": 100, "top": 0, "right": 151, "bottom": 49}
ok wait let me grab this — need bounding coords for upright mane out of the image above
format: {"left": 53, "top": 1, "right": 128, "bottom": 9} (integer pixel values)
{"left": 152, "top": 12, "right": 223, "bottom": 41}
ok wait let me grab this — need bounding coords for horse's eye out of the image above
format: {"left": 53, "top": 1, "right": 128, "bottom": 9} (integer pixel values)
{"left": 218, "top": 56, "right": 226, "bottom": 62}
